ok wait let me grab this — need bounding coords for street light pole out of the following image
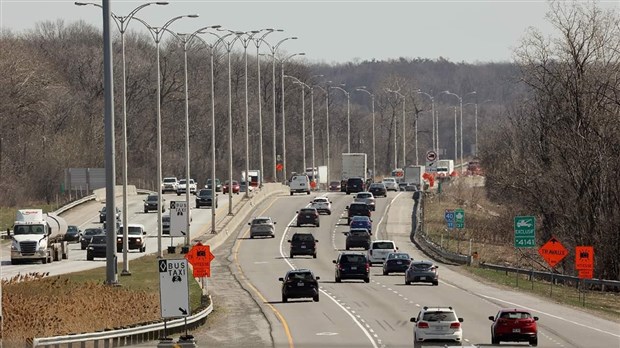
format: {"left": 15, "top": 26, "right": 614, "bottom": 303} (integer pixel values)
{"left": 75, "top": 0, "right": 169, "bottom": 275}
{"left": 315, "top": 84, "right": 330, "bottom": 186}
{"left": 133, "top": 14, "right": 198, "bottom": 258}
{"left": 355, "top": 87, "right": 375, "bottom": 179}
{"left": 279, "top": 53, "right": 305, "bottom": 183}
{"left": 386, "top": 88, "right": 406, "bottom": 167}
{"left": 330, "top": 86, "right": 350, "bottom": 153}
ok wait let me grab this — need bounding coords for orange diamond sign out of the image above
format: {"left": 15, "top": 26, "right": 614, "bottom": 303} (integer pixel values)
{"left": 185, "top": 242, "right": 215, "bottom": 278}
{"left": 538, "top": 236, "right": 568, "bottom": 268}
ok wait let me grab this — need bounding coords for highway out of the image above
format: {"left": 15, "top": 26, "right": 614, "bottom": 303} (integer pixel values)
{"left": 231, "top": 191, "right": 620, "bottom": 348}
{"left": 0, "top": 191, "right": 236, "bottom": 280}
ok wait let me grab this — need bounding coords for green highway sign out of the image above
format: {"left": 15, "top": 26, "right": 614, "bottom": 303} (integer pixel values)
{"left": 455, "top": 208, "right": 465, "bottom": 229}
{"left": 514, "top": 216, "right": 536, "bottom": 248}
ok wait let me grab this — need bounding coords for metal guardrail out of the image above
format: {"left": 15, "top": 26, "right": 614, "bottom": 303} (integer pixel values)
{"left": 479, "top": 262, "right": 620, "bottom": 291}
{"left": 32, "top": 299, "right": 213, "bottom": 347}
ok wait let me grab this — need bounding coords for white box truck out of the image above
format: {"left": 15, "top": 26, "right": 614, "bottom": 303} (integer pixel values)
{"left": 242, "top": 170, "right": 261, "bottom": 188}
{"left": 342, "top": 153, "right": 368, "bottom": 181}
{"left": 437, "top": 159, "right": 455, "bottom": 178}
{"left": 11, "top": 209, "right": 70, "bottom": 264}
{"left": 404, "top": 165, "right": 425, "bottom": 189}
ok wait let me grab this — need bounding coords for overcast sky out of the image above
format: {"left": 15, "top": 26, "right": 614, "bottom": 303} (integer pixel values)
{"left": 1, "top": 1, "right": 618, "bottom": 64}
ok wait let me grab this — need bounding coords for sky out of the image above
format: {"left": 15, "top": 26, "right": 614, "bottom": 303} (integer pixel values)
{"left": 1, "top": 0, "right": 618, "bottom": 64}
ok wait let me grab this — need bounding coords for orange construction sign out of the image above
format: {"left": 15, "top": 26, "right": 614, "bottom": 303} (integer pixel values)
{"left": 538, "top": 236, "right": 568, "bottom": 268}
{"left": 276, "top": 163, "right": 283, "bottom": 171}
{"left": 578, "top": 269, "right": 593, "bottom": 279}
{"left": 575, "top": 246, "right": 594, "bottom": 270}
{"left": 185, "top": 242, "right": 215, "bottom": 278}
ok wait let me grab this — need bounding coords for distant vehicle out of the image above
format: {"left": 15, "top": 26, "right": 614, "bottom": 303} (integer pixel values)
{"left": 404, "top": 166, "right": 425, "bottom": 190}
{"left": 467, "top": 157, "right": 483, "bottom": 176}
{"left": 349, "top": 216, "right": 372, "bottom": 233}
{"left": 176, "top": 178, "right": 197, "bottom": 196}
{"left": 344, "top": 228, "right": 371, "bottom": 250}
{"left": 248, "top": 217, "right": 276, "bottom": 239}
{"left": 368, "top": 240, "right": 398, "bottom": 265}
{"left": 64, "top": 225, "right": 81, "bottom": 242}
{"left": 340, "top": 179, "right": 348, "bottom": 193}
{"left": 342, "top": 153, "right": 368, "bottom": 182}
{"left": 405, "top": 260, "right": 439, "bottom": 285}
{"left": 382, "top": 177, "right": 399, "bottom": 191}
{"left": 398, "top": 182, "right": 409, "bottom": 191}
{"left": 382, "top": 252, "right": 412, "bottom": 275}
{"left": 437, "top": 159, "right": 455, "bottom": 178}
{"left": 162, "top": 214, "right": 170, "bottom": 235}
{"left": 205, "top": 178, "right": 222, "bottom": 192}
{"left": 296, "top": 207, "right": 320, "bottom": 227}
{"left": 222, "top": 180, "right": 240, "bottom": 194}
{"left": 346, "top": 177, "right": 365, "bottom": 194}
{"left": 333, "top": 251, "right": 370, "bottom": 283}
{"left": 288, "top": 232, "right": 318, "bottom": 258}
{"left": 196, "top": 189, "right": 217, "bottom": 208}
{"left": 80, "top": 228, "right": 104, "bottom": 250}
{"left": 11, "top": 209, "right": 69, "bottom": 265}
{"left": 99, "top": 206, "right": 121, "bottom": 223}
{"left": 290, "top": 174, "right": 311, "bottom": 195}
{"left": 278, "top": 269, "right": 320, "bottom": 303}
{"left": 489, "top": 308, "right": 539, "bottom": 346}
{"left": 411, "top": 306, "right": 463, "bottom": 344}
{"left": 310, "top": 197, "right": 332, "bottom": 215}
{"left": 354, "top": 192, "right": 376, "bottom": 211}
{"left": 346, "top": 202, "right": 372, "bottom": 225}
{"left": 117, "top": 224, "right": 146, "bottom": 253}
{"left": 329, "top": 181, "right": 341, "bottom": 191}
{"left": 86, "top": 235, "right": 108, "bottom": 261}
{"left": 161, "top": 177, "right": 179, "bottom": 193}
{"left": 143, "top": 194, "right": 165, "bottom": 213}
{"left": 368, "top": 183, "right": 387, "bottom": 197}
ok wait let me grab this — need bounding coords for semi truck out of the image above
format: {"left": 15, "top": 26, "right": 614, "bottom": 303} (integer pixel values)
{"left": 404, "top": 165, "right": 425, "bottom": 189}
{"left": 11, "top": 209, "right": 70, "bottom": 264}
{"left": 341, "top": 153, "right": 368, "bottom": 182}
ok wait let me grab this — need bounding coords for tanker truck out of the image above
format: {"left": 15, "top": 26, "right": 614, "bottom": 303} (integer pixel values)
{"left": 11, "top": 209, "right": 70, "bottom": 265}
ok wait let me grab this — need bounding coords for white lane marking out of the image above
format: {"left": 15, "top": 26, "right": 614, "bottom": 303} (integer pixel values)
{"left": 479, "top": 294, "right": 620, "bottom": 338}
{"left": 316, "top": 332, "right": 339, "bottom": 336}
{"left": 279, "top": 213, "right": 380, "bottom": 348}
{"left": 253, "top": 261, "right": 269, "bottom": 264}
{"left": 373, "top": 191, "right": 402, "bottom": 240}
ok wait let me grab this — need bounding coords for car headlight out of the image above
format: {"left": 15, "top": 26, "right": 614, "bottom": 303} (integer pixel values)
{"left": 87, "top": 246, "right": 94, "bottom": 250}
{"left": 11, "top": 241, "right": 18, "bottom": 251}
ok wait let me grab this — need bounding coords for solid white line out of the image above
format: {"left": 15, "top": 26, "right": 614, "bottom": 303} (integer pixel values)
{"left": 373, "top": 192, "right": 402, "bottom": 240}
{"left": 478, "top": 294, "right": 620, "bottom": 338}
{"left": 279, "top": 212, "right": 380, "bottom": 348}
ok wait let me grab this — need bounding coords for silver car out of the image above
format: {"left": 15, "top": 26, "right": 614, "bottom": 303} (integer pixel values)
{"left": 354, "top": 192, "right": 376, "bottom": 211}
{"left": 248, "top": 217, "right": 276, "bottom": 238}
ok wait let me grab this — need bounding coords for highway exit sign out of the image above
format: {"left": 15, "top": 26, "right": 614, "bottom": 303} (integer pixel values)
{"left": 514, "top": 216, "right": 536, "bottom": 248}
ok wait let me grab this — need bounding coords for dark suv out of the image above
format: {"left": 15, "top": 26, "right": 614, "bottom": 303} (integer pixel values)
{"left": 86, "top": 235, "right": 107, "bottom": 261}
{"left": 333, "top": 252, "right": 370, "bottom": 283}
{"left": 296, "top": 207, "right": 320, "bottom": 227}
{"left": 279, "top": 269, "right": 320, "bottom": 303}
{"left": 196, "top": 189, "right": 218, "bottom": 208}
{"left": 346, "top": 177, "right": 365, "bottom": 194}
{"left": 346, "top": 202, "right": 372, "bottom": 225}
{"left": 288, "top": 233, "right": 318, "bottom": 258}
{"left": 345, "top": 229, "right": 371, "bottom": 250}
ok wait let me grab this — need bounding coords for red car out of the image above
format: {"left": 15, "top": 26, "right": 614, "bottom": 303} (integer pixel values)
{"left": 222, "top": 180, "right": 240, "bottom": 194}
{"left": 489, "top": 308, "right": 539, "bottom": 346}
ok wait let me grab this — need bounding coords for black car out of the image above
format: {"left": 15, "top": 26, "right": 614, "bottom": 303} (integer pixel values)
{"left": 368, "top": 183, "right": 387, "bottom": 197}
{"left": 382, "top": 252, "right": 412, "bottom": 275}
{"left": 296, "top": 207, "right": 320, "bottom": 227}
{"left": 80, "top": 228, "right": 104, "bottom": 250}
{"left": 288, "top": 233, "right": 318, "bottom": 258}
{"left": 345, "top": 228, "right": 371, "bottom": 250}
{"left": 334, "top": 252, "right": 370, "bottom": 283}
{"left": 64, "top": 225, "right": 81, "bottom": 242}
{"left": 340, "top": 179, "right": 347, "bottom": 192}
{"left": 279, "top": 269, "right": 320, "bottom": 303}
{"left": 196, "top": 189, "right": 218, "bottom": 208}
{"left": 346, "top": 177, "right": 365, "bottom": 194}
{"left": 99, "top": 206, "right": 121, "bottom": 223}
{"left": 346, "top": 202, "right": 372, "bottom": 225}
{"left": 143, "top": 194, "right": 165, "bottom": 213}
{"left": 86, "top": 235, "right": 108, "bottom": 261}
{"left": 205, "top": 178, "right": 222, "bottom": 192}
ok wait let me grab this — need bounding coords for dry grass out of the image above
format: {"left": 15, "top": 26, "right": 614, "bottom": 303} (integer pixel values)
{"left": 1, "top": 253, "right": 205, "bottom": 345}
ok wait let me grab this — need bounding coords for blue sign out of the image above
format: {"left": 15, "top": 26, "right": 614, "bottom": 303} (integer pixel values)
{"left": 444, "top": 209, "right": 455, "bottom": 230}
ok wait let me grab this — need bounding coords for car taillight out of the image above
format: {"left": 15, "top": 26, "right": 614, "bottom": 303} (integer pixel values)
{"left": 450, "top": 322, "right": 461, "bottom": 329}
{"left": 417, "top": 322, "right": 429, "bottom": 329}
{"left": 366, "top": 263, "right": 370, "bottom": 271}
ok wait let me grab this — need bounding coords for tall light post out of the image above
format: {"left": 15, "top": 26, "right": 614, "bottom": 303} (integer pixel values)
{"left": 284, "top": 75, "right": 309, "bottom": 172}
{"left": 261, "top": 37, "right": 298, "bottom": 182}
{"left": 386, "top": 88, "right": 406, "bottom": 167}
{"left": 441, "top": 90, "right": 475, "bottom": 172}
{"left": 330, "top": 85, "right": 351, "bottom": 153}
{"left": 417, "top": 90, "right": 435, "bottom": 157}
{"left": 133, "top": 14, "right": 198, "bottom": 258}
{"left": 314, "top": 84, "right": 330, "bottom": 186}
{"left": 75, "top": 1, "right": 169, "bottom": 275}
{"left": 279, "top": 52, "right": 305, "bottom": 182}
{"left": 472, "top": 99, "right": 493, "bottom": 156}
{"left": 308, "top": 75, "right": 323, "bottom": 188}
{"left": 355, "top": 87, "right": 375, "bottom": 179}
{"left": 252, "top": 29, "right": 283, "bottom": 184}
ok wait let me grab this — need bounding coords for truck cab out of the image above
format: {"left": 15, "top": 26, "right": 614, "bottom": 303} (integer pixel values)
{"left": 11, "top": 209, "right": 69, "bottom": 264}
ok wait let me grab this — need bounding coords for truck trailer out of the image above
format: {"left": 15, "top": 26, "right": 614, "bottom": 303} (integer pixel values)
{"left": 341, "top": 153, "right": 368, "bottom": 181}
{"left": 11, "top": 209, "right": 70, "bottom": 264}
{"left": 404, "top": 165, "right": 425, "bottom": 190}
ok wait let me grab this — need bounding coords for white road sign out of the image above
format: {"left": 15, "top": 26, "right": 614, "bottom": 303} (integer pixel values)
{"left": 159, "top": 259, "right": 190, "bottom": 318}
{"left": 169, "top": 201, "right": 188, "bottom": 237}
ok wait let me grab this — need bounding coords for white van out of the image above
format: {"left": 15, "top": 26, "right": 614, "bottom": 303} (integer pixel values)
{"left": 290, "top": 174, "right": 311, "bottom": 195}
{"left": 368, "top": 240, "right": 398, "bottom": 264}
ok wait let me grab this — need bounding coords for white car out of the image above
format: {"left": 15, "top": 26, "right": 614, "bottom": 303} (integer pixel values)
{"left": 368, "top": 240, "right": 398, "bottom": 264}
{"left": 410, "top": 306, "right": 463, "bottom": 344}
{"left": 354, "top": 192, "right": 376, "bottom": 211}
{"left": 382, "top": 177, "right": 399, "bottom": 191}
{"left": 310, "top": 197, "right": 332, "bottom": 215}
{"left": 176, "top": 179, "right": 197, "bottom": 196}
{"left": 248, "top": 216, "right": 276, "bottom": 238}
{"left": 161, "top": 177, "right": 178, "bottom": 193}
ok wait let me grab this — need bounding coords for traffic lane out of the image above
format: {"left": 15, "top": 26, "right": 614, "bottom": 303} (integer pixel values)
{"left": 383, "top": 193, "right": 620, "bottom": 347}
{"left": 236, "top": 194, "right": 378, "bottom": 348}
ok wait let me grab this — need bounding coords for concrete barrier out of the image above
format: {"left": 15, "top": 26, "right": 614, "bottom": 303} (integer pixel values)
{"left": 93, "top": 185, "right": 139, "bottom": 202}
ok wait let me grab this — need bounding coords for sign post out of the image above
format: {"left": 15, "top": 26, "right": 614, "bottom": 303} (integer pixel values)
{"left": 454, "top": 209, "right": 464, "bottom": 253}
{"left": 538, "top": 236, "right": 568, "bottom": 296}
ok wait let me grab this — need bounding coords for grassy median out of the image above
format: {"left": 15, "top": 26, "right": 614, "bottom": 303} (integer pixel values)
{"left": 1, "top": 252, "right": 206, "bottom": 344}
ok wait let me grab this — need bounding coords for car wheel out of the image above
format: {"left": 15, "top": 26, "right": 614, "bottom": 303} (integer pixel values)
{"left": 282, "top": 295, "right": 287, "bottom": 303}
{"left": 250, "top": 235, "right": 254, "bottom": 239}
{"left": 383, "top": 270, "right": 388, "bottom": 276}
{"left": 313, "top": 253, "right": 317, "bottom": 259}
{"left": 364, "top": 277, "right": 370, "bottom": 283}
{"left": 346, "top": 245, "right": 350, "bottom": 250}
{"left": 313, "top": 295, "right": 319, "bottom": 302}
{"left": 117, "top": 247, "right": 122, "bottom": 253}
{"left": 316, "top": 222, "right": 320, "bottom": 227}
{"left": 141, "top": 246, "right": 146, "bottom": 253}
{"left": 529, "top": 337, "right": 538, "bottom": 346}
{"left": 296, "top": 222, "right": 301, "bottom": 227}
{"left": 491, "top": 334, "right": 499, "bottom": 345}
{"left": 433, "top": 280, "right": 439, "bottom": 286}
{"left": 289, "top": 253, "right": 294, "bottom": 259}
{"left": 335, "top": 277, "right": 341, "bottom": 283}
{"left": 87, "top": 254, "right": 94, "bottom": 261}
{"left": 81, "top": 245, "right": 86, "bottom": 250}
{"left": 306, "top": 191, "right": 310, "bottom": 195}
{"left": 177, "top": 192, "right": 181, "bottom": 196}
{"left": 405, "top": 280, "right": 411, "bottom": 285}
{"left": 144, "top": 209, "right": 148, "bottom": 213}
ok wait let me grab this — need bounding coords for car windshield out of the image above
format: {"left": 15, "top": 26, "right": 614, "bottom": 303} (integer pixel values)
{"left": 67, "top": 225, "right": 78, "bottom": 233}
{"left": 91, "top": 236, "right": 106, "bottom": 244}
{"left": 388, "top": 253, "right": 410, "bottom": 260}
{"left": 163, "top": 178, "right": 176, "bottom": 183}
{"left": 253, "top": 218, "right": 271, "bottom": 225}
{"left": 179, "top": 179, "right": 187, "bottom": 185}
{"left": 121, "top": 226, "right": 143, "bottom": 235}
{"left": 292, "top": 234, "right": 314, "bottom": 242}
{"left": 422, "top": 311, "right": 457, "bottom": 322}
{"left": 340, "top": 254, "right": 366, "bottom": 264}
{"left": 500, "top": 312, "right": 532, "bottom": 319}
{"left": 13, "top": 224, "right": 45, "bottom": 235}
{"left": 383, "top": 178, "right": 395, "bottom": 183}
{"left": 372, "top": 242, "right": 394, "bottom": 249}
{"left": 146, "top": 195, "right": 158, "bottom": 202}
{"left": 84, "top": 229, "right": 102, "bottom": 236}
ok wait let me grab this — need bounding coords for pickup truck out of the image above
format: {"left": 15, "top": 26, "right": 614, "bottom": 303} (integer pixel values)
{"left": 176, "top": 179, "right": 197, "bottom": 196}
